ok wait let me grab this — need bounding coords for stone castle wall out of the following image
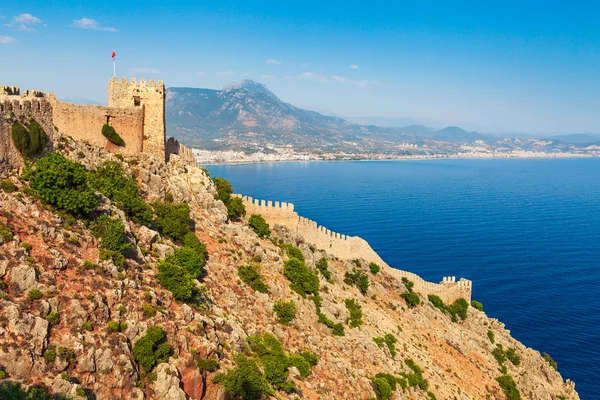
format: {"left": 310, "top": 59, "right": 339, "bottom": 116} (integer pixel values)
{"left": 108, "top": 78, "right": 165, "bottom": 160}
{"left": 50, "top": 98, "right": 145, "bottom": 156}
{"left": 0, "top": 91, "right": 55, "bottom": 174}
{"left": 238, "top": 195, "right": 472, "bottom": 303}
{"left": 166, "top": 137, "right": 198, "bottom": 167}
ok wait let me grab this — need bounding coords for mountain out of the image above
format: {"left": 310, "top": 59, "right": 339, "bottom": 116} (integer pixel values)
{"left": 547, "top": 133, "right": 600, "bottom": 144}
{"left": 166, "top": 80, "right": 489, "bottom": 152}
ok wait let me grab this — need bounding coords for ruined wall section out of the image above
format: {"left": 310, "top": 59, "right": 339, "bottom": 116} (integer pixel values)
{"left": 108, "top": 78, "right": 165, "bottom": 160}
{"left": 0, "top": 90, "right": 54, "bottom": 174}
{"left": 238, "top": 195, "right": 472, "bottom": 303}
{"left": 166, "top": 137, "right": 199, "bottom": 167}
{"left": 50, "top": 98, "right": 144, "bottom": 156}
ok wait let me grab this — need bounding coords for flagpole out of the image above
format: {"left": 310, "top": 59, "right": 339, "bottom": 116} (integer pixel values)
{"left": 113, "top": 57, "right": 116, "bottom": 77}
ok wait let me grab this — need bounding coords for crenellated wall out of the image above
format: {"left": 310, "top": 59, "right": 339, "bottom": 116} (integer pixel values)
{"left": 238, "top": 195, "right": 472, "bottom": 303}
{"left": 0, "top": 95, "right": 54, "bottom": 174}
{"left": 165, "top": 137, "right": 199, "bottom": 167}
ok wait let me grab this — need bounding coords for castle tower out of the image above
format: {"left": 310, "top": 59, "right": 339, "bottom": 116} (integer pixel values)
{"left": 108, "top": 77, "right": 166, "bottom": 160}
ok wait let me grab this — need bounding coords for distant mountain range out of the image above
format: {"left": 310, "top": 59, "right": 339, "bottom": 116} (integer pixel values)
{"left": 165, "top": 80, "right": 597, "bottom": 152}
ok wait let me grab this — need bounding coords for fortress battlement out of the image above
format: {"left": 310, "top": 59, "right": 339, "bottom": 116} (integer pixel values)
{"left": 238, "top": 194, "right": 473, "bottom": 303}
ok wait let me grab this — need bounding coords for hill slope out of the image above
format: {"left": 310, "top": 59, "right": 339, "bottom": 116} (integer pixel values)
{"left": 0, "top": 131, "right": 579, "bottom": 399}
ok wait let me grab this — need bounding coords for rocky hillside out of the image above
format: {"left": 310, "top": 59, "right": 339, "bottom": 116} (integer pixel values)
{"left": 0, "top": 130, "right": 579, "bottom": 399}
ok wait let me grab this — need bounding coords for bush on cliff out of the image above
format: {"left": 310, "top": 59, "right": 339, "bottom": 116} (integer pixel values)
{"left": 280, "top": 243, "right": 305, "bottom": 262}
{"left": 212, "top": 177, "right": 246, "bottom": 220}
{"left": 495, "top": 374, "right": 521, "bottom": 400}
{"left": 283, "top": 258, "right": 319, "bottom": 297}
{"left": 153, "top": 202, "right": 191, "bottom": 243}
{"left": 344, "top": 268, "right": 370, "bottom": 294}
{"left": 248, "top": 214, "right": 270, "bottom": 238}
{"left": 90, "top": 161, "right": 153, "bottom": 226}
{"left": 102, "top": 124, "right": 125, "bottom": 146}
{"left": 0, "top": 382, "right": 68, "bottom": 400}
{"left": 29, "top": 152, "right": 98, "bottom": 216}
{"left": 174, "top": 246, "right": 204, "bottom": 279}
{"left": 373, "top": 333, "right": 398, "bottom": 357}
{"left": 0, "top": 179, "right": 17, "bottom": 193}
{"left": 542, "top": 352, "right": 558, "bottom": 370}
{"left": 273, "top": 300, "right": 297, "bottom": 324}
{"left": 371, "top": 376, "right": 394, "bottom": 400}
{"left": 184, "top": 232, "right": 207, "bottom": 259}
{"left": 213, "top": 355, "right": 273, "bottom": 400}
{"left": 446, "top": 298, "right": 469, "bottom": 322}
{"left": 157, "top": 254, "right": 196, "bottom": 301}
{"left": 316, "top": 257, "right": 333, "bottom": 282}
{"left": 92, "top": 215, "right": 132, "bottom": 268}
{"left": 345, "top": 298, "right": 363, "bottom": 328}
{"left": 471, "top": 299, "right": 483, "bottom": 311}
{"left": 132, "top": 326, "right": 172, "bottom": 374}
{"left": 238, "top": 262, "right": 269, "bottom": 294}
{"left": 11, "top": 119, "right": 47, "bottom": 158}
{"left": 369, "top": 262, "right": 381, "bottom": 274}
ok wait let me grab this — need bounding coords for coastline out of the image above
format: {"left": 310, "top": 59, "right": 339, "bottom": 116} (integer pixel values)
{"left": 198, "top": 152, "right": 598, "bottom": 166}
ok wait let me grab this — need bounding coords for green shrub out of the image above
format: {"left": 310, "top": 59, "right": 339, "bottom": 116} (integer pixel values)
{"left": 0, "top": 179, "right": 17, "bottom": 193}
{"left": 288, "top": 354, "right": 311, "bottom": 378}
{"left": 247, "top": 332, "right": 291, "bottom": 389}
{"left": 212, "top": 177, "right": 246, "bottom": 220}
{"left": 371, "top": 376, "right": 393, "bottom": 400}
{"left": 447, "top": 298, "right": 469, "bottom": 322}
{"left": 273, "top": 300, "right": 297, "bottom": 324}
{"left": 496, "top": 374, "right": 521, "bottom": 400}
{"left": 299, "top": 351, "right": 318, "bottom": 366}
{"left": 344, "top": 268, "right": 369, "bottom": 294}
{"left": 471, "top": 299, "right": 483, "bottom": 311}
{"left": 102, "top": 124, "right": 125, "bottom": 146}
{"left": 90, "top": 161, "right": 153, "bottom": 226}
{"left": 174, "top": 246, "right": 204, "bottom": 279}
{"left": 506, "top": 348, "right": 521, "bottom": 366}
{"left": 92, "top": 215, "right": 131, "bottom": 268}
{"left": 157, "top": 255, "right": 195, "bottom": 301}
{"left": 107, "top": 320, "right": 126, "bottom": 332}
{"left": 542, "top": 352, "right": 558, "bottom": 370}
{"left": 197, "top": 357, "right": 220, "bottom": 373}
{"left": 46, "top": 312, "right": 59, "bottom": 326}
{"left": 280, "top": 243, "right": 305, "bottom": 262}
{"left": 373, "top": 333, "right": 398, "bottom": 357}
{"left": 213, "top": 355, "right": 272, "bottom": 400}
{"left": 142, "top": 304, "right": 156, "bottom": 318}
{"left": 0, "top": 370, "right": 5, "bottom": 379}
{"left": 401, "top": 277, "right": 414, "bottom": 291}
{"left": 43, "top": 349, "right": 56, "bottom": 362}
{"left": 153, "top": 202, "right": 191, "bottom": 243}
{"left": 374, "top": 373, "right": 397, "bottom": 391}
{"left": 183, "top": 232, "right": 207, "bottom": 260}
{"left": 283, "top": 258, "right": 319, "bottom": 297}
{"left": 332, "top": 323, "right": 345, "bottom": 336}
{"left": 492, "top": 344, "right": 507, "bottom": 365}
{"left": 29, "top": 152, "right": 98, "bottom": 216}
{"left": 82, "top": 321, "right": 93, "bottom": 331}
{"left": 369, "top": 262, "right": 381, "bottom": 274}
{"left": 428, "top": 294, "right": 446, "bottom": 312}
{"left": 28, "top": 288, "right": 43, "bottom": 300}
{"left": 248, "top": 214, "right": 270, "bottom": 238}
{"left": 488, "top": 329, "right": 495, "bottom": 344}
{"left": 404, "top": 358, "right": 429, "bottom": 391}
{"left": 0, "top": 382, "right": 68, "bottom": 400}
{"left": 132, "top": 326, "right": 172, "bottom": 373}
{"left": 11, "top": 120, "right": 47, "bottom": 157}
{"left": 401, "top": 291, "right": 420, "bottom": 308}
{"left": 345, "top": 298, "right": 363, "bottom": 328}
{"left": 0, "top": 226, "right": 12, "bottom": 242}
{"left": 316, "top": 257, "right": 332, "bottom": 281}
{"left": 238, "top": 263, "right": 269, "bottom": 294}
{"left": 75, "top": 387, "right": 85, "bottom": 396}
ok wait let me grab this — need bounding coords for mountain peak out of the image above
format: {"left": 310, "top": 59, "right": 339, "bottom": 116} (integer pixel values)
{"left": 223, "top": 79, "right": 274, "bottom": 97}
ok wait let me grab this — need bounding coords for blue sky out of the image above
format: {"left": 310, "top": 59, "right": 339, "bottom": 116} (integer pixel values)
{"left": 1, "top": 0, "right": 599, "bottom": 133}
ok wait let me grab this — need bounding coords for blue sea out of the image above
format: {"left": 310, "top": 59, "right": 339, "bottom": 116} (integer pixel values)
{"left": 207, "top": 159, "right": 600, "bottom": 398}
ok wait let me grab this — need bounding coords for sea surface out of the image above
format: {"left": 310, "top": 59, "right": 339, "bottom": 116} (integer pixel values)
{"left": 207, "top": 159, "right": 600, "bottom": 398}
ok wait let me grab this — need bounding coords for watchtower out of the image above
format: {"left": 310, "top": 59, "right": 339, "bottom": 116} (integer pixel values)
{"left": 108, "top": 77, "right": 166, "bottom": 160}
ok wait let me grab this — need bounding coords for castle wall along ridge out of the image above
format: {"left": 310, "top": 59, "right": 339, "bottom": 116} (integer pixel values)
{"left": 238, "top": 195, "right": 473, "bottom": 304}
{"left": 0, "top": 78, "right": 169, "bottom": 164}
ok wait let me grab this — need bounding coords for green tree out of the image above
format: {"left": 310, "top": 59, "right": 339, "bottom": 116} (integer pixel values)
{"left": 248, "top": 214, "right": 270, "bottom": 238}
{"left": 132, "top": 326, "right": 172, "bottom": 373}
{"left": 212, "top": 177, "right": 233, "bottom": 203}
{"left": 316, "top": 257, "right": 332, "bottom": 282}
{"left": 496, "top": 374, "right": 521, "bottom": 400}
{"left": 174, "top": 246, "right": 204, "bottom": 279}
{"left": 226, "top": 196, "right": 246, "bottom": 220}
{"left": 345, "top": 298, "right": 363, "bottom": 328}
{"left": 30, "top": 152, "right": 98, "bottom": 216}
{"left": 238, "top": 263, "right": 269, "bottom": 293}
{"left": 273, "top": 300, "right": 297, "bottom": 324}
{"left": 371, "top": 376, "right": 393, "bottom": 400}
{"left": 369, "top": 262, "right": 381, "bottom": 274}
{"left": 183, "top": 232, "right": 207, "bottom": 259}
{"left": 214, "top": 355, "right": 272, "bottom": 400}
{"left": 153, "top": 202, "right": 191, "bottom": 243}
{"left": 283, "top": 258, "right": 319, "bottom": 297}
{"left": 344, "top": 268, "right": 370, "bottom": 294}
{"left": 157, "top": 255, "right": 195, "bottom": 301}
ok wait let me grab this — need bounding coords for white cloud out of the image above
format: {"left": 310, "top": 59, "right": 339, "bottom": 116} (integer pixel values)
{"left": 216, "top": 71, "right": 235, "bottom": 76}
{"left": 298, "top": 72, "right": 329, "bottom": 83}
{"left": 72, "top": 18, "right": 117, "bottom": 32}
{"left": 261, "top": 75, "right": 276, "bottom": 80}
{"left": 331, "top": 75, "right": 369, "bottom": 88}
{"left": 129, "top": 67, "right": 160, "bottom": 75}
{"left": 17, "top": 24, "right": 36, "bottom": 32}
{"left": 349, "top": 64, "right": 359, "bottom": 70}
{"left": 265, "top": 59, "right": 281, "bottom": 65}
{"left": 196, "top": 72, "right": 207, "bottom": 76}
{"left": 300, "top": 62, "right": 312, "bottom": 68}
{"left": 12, "top": 13, "right": 42, "bottom": 25}
{"left": 0, "top": 36, "right": 16, "bottom": 44}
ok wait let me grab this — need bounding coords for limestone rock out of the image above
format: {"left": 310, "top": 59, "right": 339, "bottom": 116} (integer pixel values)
{"left": 10, "top": 265, "right": 38, "bottom": 291}
{"left": 154, "top": 363, "right": 188, "bottom": 400}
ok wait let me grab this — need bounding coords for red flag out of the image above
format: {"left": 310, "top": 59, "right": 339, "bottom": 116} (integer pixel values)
{"left": 112, "top": 51, "right": 116, "bottom": 58}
